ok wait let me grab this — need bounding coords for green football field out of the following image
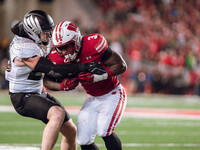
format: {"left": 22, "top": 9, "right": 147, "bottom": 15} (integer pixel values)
{"left": 0, "top": 91, "right": 200, "bottom": 150}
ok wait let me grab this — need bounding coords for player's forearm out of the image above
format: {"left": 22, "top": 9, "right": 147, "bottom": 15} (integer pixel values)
{"left": 105, "top": 52, "right": 127, "bottom": 76}
{"left": 43, "top": 78, "right": 61, "bottom": 91}
{"left": 22, "top": 56, "right": 41, "bottom": 70}
{"left": 108, "top": 62, "right": 127, "bottom": 76}
{"left": 34, "top": 57, "right": 89, "bottom": 78}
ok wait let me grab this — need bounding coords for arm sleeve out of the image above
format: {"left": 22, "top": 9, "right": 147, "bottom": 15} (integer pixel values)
{"left": 101, "top": 47, "right": 112, "bottom": 62}
{"left": 34, "top": 57, "right": 88, "bottom": 78}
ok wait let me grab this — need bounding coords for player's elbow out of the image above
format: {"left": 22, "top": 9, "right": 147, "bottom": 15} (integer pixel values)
{"left": 120, "top": 61, "right": 127, "bottom": 73}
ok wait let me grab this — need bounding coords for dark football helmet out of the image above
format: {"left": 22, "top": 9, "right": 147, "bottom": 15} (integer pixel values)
{"left": 23, "top": 10, "right": 54, "bottom": 45}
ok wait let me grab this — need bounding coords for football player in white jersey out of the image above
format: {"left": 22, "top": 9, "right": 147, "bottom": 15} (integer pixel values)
{"left": 5, "top": 10, "right": 105, "bottom": 150}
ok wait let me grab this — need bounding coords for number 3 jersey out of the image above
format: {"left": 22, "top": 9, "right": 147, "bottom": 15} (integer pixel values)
{"left": 5, "top": 35, "right": 50, "bottom": 93}
{"left": 49, "top": 33, "right": 119, "bottom": 96}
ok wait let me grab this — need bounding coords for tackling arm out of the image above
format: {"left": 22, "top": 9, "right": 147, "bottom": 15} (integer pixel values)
{"left": 22, "top": 56, "right": 100, "bottom": 78}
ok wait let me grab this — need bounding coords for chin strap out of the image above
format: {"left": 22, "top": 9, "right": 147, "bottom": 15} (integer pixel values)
{"left": 63, "top": 52, "right": 78, "bottom": 62}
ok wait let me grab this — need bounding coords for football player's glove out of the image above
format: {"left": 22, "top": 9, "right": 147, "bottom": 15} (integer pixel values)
{"left": 60, "top": 77, "right": 79, "bottom": 91}
{"left": 87, "top": 62, "right": 107, "bottom": 75}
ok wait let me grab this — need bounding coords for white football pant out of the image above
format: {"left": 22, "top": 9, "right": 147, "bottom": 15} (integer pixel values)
{"left": 77, "top": 84, "right": 127, "bottom": 145}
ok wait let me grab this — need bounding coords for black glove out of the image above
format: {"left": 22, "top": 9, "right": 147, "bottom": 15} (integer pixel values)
{"left": 87, "top": 62, "right": 107, "bottom": 75}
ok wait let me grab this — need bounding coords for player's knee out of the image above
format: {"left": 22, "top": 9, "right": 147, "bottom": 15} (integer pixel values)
{"left": 77, "top": 135, "right": 94, "bottom": 145}
{"left": 97, "top": 128, "right": 107, "bottom": 137}
{"left": 48, "top": 106, "right": 65, "bottom": 123}
{"left": 53, "top": 106, "right": 65, "bottom": 120}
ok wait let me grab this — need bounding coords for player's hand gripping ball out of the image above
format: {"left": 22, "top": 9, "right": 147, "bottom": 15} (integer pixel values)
{"left": 60, "top": 77, "right": 79, "bottom": 91}
{"left": 78, "top": 72, "right": 109, "bottom": 83}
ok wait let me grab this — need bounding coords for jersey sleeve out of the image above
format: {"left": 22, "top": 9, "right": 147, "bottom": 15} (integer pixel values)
{"left": 93, "top": 34, "right": 108, "bottom": 54}
{"left": 14, "top": 42, "right": 41, "bottom": 59}
{"left": 17, "top": 48, "right": 38, "bottom": 59}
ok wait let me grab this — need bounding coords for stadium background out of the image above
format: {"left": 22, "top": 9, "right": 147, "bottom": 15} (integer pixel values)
{"left": 0, "top": 0, "right": 200, "bottom": 150}
{"left": 1, "top": 0, "right": 200, "bottom": 96}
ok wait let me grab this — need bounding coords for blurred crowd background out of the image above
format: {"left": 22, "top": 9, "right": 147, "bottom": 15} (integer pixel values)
{"left": 1, "top": 0, "right": 200, "bottom": 96}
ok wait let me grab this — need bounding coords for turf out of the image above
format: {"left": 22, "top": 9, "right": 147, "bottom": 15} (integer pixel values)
{"left": 0, "top": 91, "right": 200, "bottom": 150}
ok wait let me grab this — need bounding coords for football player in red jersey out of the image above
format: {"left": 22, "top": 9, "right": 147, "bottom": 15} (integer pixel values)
{"left": 46, "top": 21, "right": 127, "bottom": 150}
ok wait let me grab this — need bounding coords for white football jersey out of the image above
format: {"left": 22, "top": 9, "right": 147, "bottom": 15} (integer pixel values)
{"left": 5, "top": 35, "right": 51, "bottom": 93}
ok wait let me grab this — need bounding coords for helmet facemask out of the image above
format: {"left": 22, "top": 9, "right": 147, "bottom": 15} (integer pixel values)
{"left": 56, "top": 35, "right": 80, "bottom": 62}
{"left": 40, "top": 31, "right": 52, "bottom": 45}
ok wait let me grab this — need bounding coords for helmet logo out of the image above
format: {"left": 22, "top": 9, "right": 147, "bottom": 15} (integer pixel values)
{"left": 23, "top": 10, "right": 54, "bottom": 44}
{"left": 24, "top": 16, "right": 41, "bottom": 34}
{"left": 67, "top": 22, "right": 77, "bottom": 32}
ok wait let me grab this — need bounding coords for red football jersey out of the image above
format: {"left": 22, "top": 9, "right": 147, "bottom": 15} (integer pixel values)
{"left": 48, "top": 33, "right": 119, "bottom": 96}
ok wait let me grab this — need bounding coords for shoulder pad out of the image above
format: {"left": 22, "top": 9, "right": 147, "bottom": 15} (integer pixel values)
{"left": 12, "top": 36, "right": 42, "bottom": 59}
{"left": 84, "top": 34, "right": 108, "bottom": 53}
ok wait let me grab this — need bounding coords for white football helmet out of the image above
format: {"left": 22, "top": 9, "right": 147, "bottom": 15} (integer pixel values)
{"left": 52, "top": 21, "right": 82, "bottom": 62}
{"left": 23, "top": 10, "right": 54, "bottom": 45}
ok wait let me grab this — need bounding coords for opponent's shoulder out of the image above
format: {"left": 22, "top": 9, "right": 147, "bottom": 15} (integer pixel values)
{"left": 12, "top": 36, "right": 38, "bottom": 50}
{"left": 11, "top": 36, "right": 41, "bottom": 58}
{"left": 82, "top": 33, "right": 108, "bottom": 53}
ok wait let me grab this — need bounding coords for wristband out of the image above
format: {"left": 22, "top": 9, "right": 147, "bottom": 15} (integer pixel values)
{"left": 93, "top": 73, "right": 108, "bottom": 82}
{"left": 60, "top": 82, "right": 65, "bottom": 90}
{"left": 60, "top": 82, "right": 70, "bottom": 91}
